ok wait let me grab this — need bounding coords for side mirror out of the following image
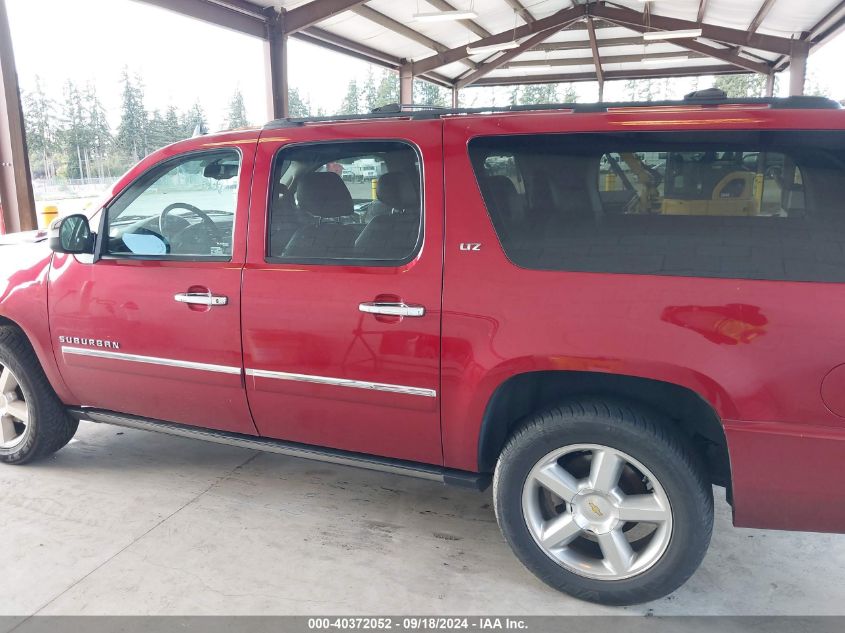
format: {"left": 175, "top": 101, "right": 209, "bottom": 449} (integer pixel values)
{"left": 48, "top": 214, "right": 95, "bottom": 255}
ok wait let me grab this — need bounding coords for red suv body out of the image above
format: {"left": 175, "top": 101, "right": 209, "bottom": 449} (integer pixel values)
{"left": 2, "top": 95, "right": 844, "bottom": 604}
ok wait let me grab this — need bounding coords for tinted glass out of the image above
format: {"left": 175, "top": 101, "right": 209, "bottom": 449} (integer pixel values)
{"left": 105, "top": 150, "right": 240, "bottom": 258}
{"left": 469, "top": 131, "right": 845, "bottom": 282}
{"left": 268, "top": 141, "right": 422, "bottom": 265}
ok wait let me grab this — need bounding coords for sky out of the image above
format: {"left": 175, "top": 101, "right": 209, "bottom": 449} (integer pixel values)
{"left": 6, "top": 0, "right": 845, "bottom": 130}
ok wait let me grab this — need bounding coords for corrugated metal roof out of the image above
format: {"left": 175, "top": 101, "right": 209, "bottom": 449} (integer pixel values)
{"left": 141, "top": 0, "right": 845, "bottom": 87}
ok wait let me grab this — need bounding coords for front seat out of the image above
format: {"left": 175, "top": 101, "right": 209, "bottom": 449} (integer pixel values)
{"left": 283, "top": 172, "right": 360, "bottom": 259}
{"left": 362, "top": 171, "right": 419, "bottom": 223}
{"left": 355, "top": 171, "right": 421, "bottom": 260}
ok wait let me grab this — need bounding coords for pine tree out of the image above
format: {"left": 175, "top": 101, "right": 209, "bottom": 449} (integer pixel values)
{"left": 58, "top": 80, "right": 91, "bottom": 181}
{"left": 22, "top": 76, "right": 59, "bottom": 182}
{"left": 363, "top": 68, "right": 378, "bottom": 112}
{"left": 164, "top": 105, "right": 183, "bottom": 144}
{"left": 338, "top": 79, "right": 361, "bottom": 115}
{"left": 181, "top": 101, "right": 207, "bottom": 137}
{"left": 116, "top": 69, "right": 148, "bottom": 164}
{"left": 288, "top": 87, "right": 311, "bottom": 117}
{"left": 227, "top": 88, "right": 249, "bottom": 129}
{"left": 83, "top": 83, "right": 112, "bottom": 180}
{"left": 520, "top": 83, "right": 558, "bottom": 104}
{"left": 413, "top": 79, "right": 447, "bottom": 107}
{"left": 146, "top": 109, "right": 169, "bottom": 151}
{"left": 625, "top": 79, "right": 658, "bottom": 101}
{"left": 374, "top": 70, "right": 399, "bottom": 108}
{"left": 714, "top": 74, "right": 768, "bottom": 98}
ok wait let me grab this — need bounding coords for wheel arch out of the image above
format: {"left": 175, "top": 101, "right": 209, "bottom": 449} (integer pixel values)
{"left": 0, "top": 312, "right": 76, "bottom": 405}
{"left": 477, "top": 370, "right": 732, "bottom": 491}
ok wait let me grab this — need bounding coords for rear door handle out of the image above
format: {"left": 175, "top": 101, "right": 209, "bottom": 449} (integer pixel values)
{"left": 359, "top": 302, "right": 425, "bottom": 317}
{"left": 175, "top": 292, "right": 229, "bottom": 306}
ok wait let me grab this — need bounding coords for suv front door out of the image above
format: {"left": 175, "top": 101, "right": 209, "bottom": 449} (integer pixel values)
{"left": 241, "top": 121, "right": 443, "bottom": 464}
{"left": 48, "top": 142, "right": 258, "bottom": 435}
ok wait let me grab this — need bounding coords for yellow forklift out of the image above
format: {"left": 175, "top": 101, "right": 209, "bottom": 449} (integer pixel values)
{"left": 605, "top": 151, "right": 772, "bottom": 216}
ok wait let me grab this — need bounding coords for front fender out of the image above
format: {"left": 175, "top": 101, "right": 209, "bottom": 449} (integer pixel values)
{"left": 0, "top": 242, "right": 76, "bottom": 404}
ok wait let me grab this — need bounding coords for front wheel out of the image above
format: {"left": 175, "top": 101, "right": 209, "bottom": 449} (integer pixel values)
{"left": 494, "top": 399, "right": 713, "bottom": 605}
{"left": 0, "top": 327, "right": 78, "bottom": 464}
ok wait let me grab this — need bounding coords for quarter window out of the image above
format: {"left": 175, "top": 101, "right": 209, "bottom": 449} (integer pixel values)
{"left": 267, "top": 141, "right": 422, "bottom": 265}
{"left": 104, "top": 150, "right": 240, "bottom": 259}
{"left": 469, "top": 131, "right": 845, "bottom": 282}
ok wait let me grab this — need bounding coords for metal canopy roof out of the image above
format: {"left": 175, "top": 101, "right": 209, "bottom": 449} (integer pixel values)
{"left": 138, "top": 0, "right": 845, "bottom": 90}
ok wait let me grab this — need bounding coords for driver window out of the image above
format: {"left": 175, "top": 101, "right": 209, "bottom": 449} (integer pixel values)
{"left": 104, "top": 149, "right": 240, "bottom": 259}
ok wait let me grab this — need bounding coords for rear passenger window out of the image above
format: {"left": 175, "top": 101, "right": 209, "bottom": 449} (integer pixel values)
{"left": 469, "top": 131, "right": 845, "bottom": 282}
{"left": 267, "top": 141, "right": 422, "bottom": 265}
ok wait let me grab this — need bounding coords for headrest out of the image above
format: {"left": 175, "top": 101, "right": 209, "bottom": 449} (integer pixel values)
{"left": 376, "top": 171, "right": 419, "bottom": 210}
{"left": 296, "top": 172, "right": 353, "bottom": 218}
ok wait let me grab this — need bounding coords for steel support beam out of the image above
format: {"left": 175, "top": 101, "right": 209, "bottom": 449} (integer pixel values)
{"left": 789, "top": 40, "right": 809, "bottom": 95}
{"left": 284, "top": 0, "right": 368, "bottom": 34}
{"left": 535, "top": 35, "right": 643, "bottom": 52}
{"left": 424, "top": 0, "right": 491, "bottom": 39}
{"left": 807, "top": 1, "right": 845, "bottom": 47}
{"left": 586, "top": 17, "right": 604, "bottom": 100}
{"left": 765, "top": 72, "right": 776, "bottom": 97}
{"left": 294, "top": 27, "right": 452, "bottom": 88}
{"left": 591, "top": 3, "right": 795, "bottom": 55}
{"left": 502, "top": 50, "right": 707, "bottom": 70}
{"left": 748, "top": 0, "right": 778, "bottom": 35}
{"left": 132, "top": 0, "right": 266, "bottom": 37}
{"left": 456, "top": 26, "right": 564, "bottom": 89}
{"left": 502, "top": 0, "right": 535, "bottom": 24}
{"left": 352, "top": 5, "right": 448, "bottom": 54}
{"left": 696, "top": 0, "right": 710, "bottom": 23}
{"left": 600, "top": 12, "right": 773, "bottom": 75}
{"left": 0, "top": 0, "right": 36, "bottom": 233}
{"left": 471, "top": 64, "right": 748, "bottom": 87}
{"left": 399, "top": 65, "right": 413, "bottom": 105}
{"left": 411, "top": 5, "right": 586, "bottom": 75}
{"left": 264, "top": 9, "right": 289, "bottom": 119}
{"left": 451, "top": 86, "right": 459, "bottom": 108}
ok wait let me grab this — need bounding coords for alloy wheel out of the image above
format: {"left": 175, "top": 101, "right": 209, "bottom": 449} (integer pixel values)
{"left": 521, "top": 443, "right": 673, "bottom": 581}
{"left": 0, "top": 363, "right": 29, "bottom": 450}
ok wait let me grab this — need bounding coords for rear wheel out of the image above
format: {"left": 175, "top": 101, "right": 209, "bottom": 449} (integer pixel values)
{"left": 0, "top": 327, "right": 78, "bottom": 464}
{"left": 494, "top": 399, "right": 713, "bottom": 605}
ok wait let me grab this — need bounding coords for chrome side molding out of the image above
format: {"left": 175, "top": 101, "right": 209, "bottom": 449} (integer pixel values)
{"left": 246, "top": 368, "right": 437, "bottom": 398}
{"left": 61, "top": 346, "right": 436, "bottom": 398}
{"left": 69, "top": 408, "right": 489, "bottom": 490}
{"left": 61, "top": 346, "right": 242, "bottom": 375}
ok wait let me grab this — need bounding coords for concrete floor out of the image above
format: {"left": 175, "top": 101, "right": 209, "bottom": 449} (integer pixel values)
{"left": 1, "top": 421, "right": 844, "bottom": 616}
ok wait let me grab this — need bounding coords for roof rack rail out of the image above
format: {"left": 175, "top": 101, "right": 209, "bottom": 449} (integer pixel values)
{"left": 264, "top": 94, "right": 841, "bottom": 129}
{"left": 371, "top": 103, "right": 449, "bottom": 114}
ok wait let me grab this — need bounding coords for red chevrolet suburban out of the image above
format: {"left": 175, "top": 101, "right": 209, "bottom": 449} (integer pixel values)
{"left": 2, "top": 91, "right": 844, "bottom": 605}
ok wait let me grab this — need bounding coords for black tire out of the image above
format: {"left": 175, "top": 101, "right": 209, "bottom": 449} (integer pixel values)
{"left": 493, "top": 398, "right": 713, "bottom": 606}
{"left": 0, "top": 326, "right": 78, "bottom": 464}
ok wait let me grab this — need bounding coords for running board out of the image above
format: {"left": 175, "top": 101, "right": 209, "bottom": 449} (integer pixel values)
{"left": 69, "top": 408, "right": 490, "bottom": 490}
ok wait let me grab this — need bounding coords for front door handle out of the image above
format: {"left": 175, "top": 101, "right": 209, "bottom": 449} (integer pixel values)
{"left": 175, "top": 292, "right": 228, "bottom": 307}
{"left": 359, "top": 302, "right": 425, "bottom": 317}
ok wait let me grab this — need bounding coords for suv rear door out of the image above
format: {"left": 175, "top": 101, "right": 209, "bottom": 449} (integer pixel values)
{"left": 241, "top": 119, "right": 444, "bottom": 464}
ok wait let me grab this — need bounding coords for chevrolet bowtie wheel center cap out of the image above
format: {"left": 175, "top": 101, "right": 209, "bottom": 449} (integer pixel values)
{"left": 572, "top": 491, "right": 620, "bottom": 535}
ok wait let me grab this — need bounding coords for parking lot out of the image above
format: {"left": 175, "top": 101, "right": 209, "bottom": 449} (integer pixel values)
{"left": 2, "top": 421, "right": 843, "bottom": 617}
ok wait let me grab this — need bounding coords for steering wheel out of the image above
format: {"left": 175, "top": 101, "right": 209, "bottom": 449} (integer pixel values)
{"left": 158, "top": 202, "right": 221, "bottom": 241}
